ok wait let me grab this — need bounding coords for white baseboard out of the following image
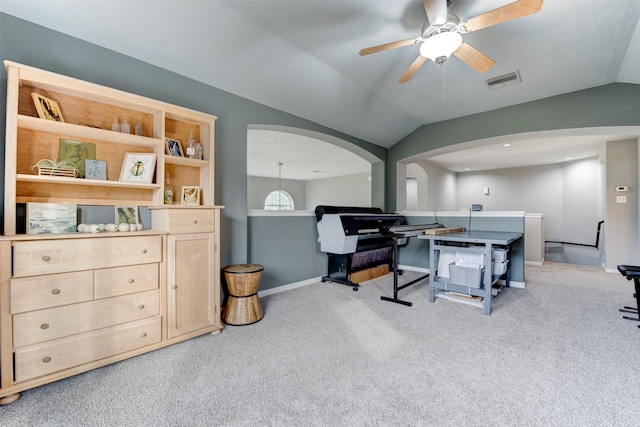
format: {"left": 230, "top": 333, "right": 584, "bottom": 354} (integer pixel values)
{"left": 258, "top": 276, "right": 322, "bottom": 297}
{"left": 257, "top": 265, "right": 525, "bottom": 297}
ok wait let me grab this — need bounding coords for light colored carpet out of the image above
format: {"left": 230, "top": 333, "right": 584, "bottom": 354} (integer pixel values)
{"left": 2, "top": 262, "right": 639, "bottom": 426}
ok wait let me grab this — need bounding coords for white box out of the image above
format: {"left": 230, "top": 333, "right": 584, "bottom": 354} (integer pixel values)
{"left": 455, "top": 251, "right": 485, "bottom": 265}
{"left": 492, "top": 260, "right": 508, "bottom": 275}
{"left": 437, "top": 251, "right": 457, "bottom": 278}
{"left": 492, "top": 248, "right": 508, "bottom": 262}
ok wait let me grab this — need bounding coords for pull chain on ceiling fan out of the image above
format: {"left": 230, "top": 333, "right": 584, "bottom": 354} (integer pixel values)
{"left": 359, "top": 0, "right": 543, "bottom": 83}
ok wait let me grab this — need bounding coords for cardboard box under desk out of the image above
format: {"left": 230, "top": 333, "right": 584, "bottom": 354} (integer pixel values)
{"left": 349, "top": 264, "right": 390, "bottom": 284}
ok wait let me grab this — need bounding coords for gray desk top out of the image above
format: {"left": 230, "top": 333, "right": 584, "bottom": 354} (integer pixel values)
{"left": 417, "top": 230, "right": 523, "bottom": 245}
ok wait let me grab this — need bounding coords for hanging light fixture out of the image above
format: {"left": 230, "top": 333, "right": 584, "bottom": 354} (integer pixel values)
{"left": 419, "top": 31, "right": 462, "bottom": 65}
{"left": 277, "top": 162, "right": 283, "bottom": 210}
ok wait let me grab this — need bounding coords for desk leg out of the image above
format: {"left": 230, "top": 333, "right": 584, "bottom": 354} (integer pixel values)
{"left": 484, "top": 244, "right": 493, "bottom": 316}
{"left": 381, "top": 236, "right": 426, "bottom": 306}
{"left": 428, "top": 243, "right": 436, "bottom": 303}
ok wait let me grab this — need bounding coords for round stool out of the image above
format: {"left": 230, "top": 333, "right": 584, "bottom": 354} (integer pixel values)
{"left": 223, "top": 264, "right": 264, "bottom": 325}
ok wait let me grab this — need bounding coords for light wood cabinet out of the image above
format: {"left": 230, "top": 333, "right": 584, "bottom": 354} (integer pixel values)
{"left": 0, "top": 61, "right": 223, "bottom": 404}
{"left": 151, "top": 207, "right": 221, "bottom": 339}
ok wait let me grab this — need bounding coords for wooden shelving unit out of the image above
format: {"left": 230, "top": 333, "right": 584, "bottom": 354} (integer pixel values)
{"left": 0, "top": 61, "right": 223, "bottom": 404}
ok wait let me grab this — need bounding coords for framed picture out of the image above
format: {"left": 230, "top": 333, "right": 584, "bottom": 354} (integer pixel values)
{"left": 165, "top": 138, "right": 184, "bottom": 157}
{"left": 59, "top": 139, "right": 96, "bottom": 178}
{"left": 26, "top": 202, "right": 77, "bottom": 234}
{"left": 85, "top": 159, "right": 107, "bottom": 180}
{"left": 31, "top": 92, "right": 65, "bottom": 122}
{"left": 115, "top": 206, "right": 139, "bottom": 225}
{"left": 119, "top": 152, "right": 156, "bottom": 183}
{"left": 181, "top": 186, "right": 200, "bottom": 205}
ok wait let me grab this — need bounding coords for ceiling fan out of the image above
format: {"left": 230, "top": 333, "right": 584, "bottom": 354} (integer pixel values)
{"left": 359, "top": 0, "right": 543, "bottom": 83}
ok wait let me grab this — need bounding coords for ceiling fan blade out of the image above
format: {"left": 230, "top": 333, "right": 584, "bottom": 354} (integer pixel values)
{"left": 462, "top": 0, "right": 543, "bottom": 33}
{"left": 452, "top": 42, "right": 496, "bottom": 73}
{"left": 398, "top": 55, "right": 427, "bottom": 83}
{"left": 359, "top": 37, "right": 421, "bottom": 56}
{"left": 423, "top": 0, "right": 448, "bottom": 25}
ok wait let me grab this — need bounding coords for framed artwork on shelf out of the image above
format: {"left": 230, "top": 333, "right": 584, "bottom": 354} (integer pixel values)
{"left": 181, "top": 186, "right": 201, "bottom": 205}
{"left": 31, "top": 92, "right": 65, "bottom": 122}
{"left": 26, "top": 202, "right": 77, "bottom": 235}
{"left": 115, "top": 206, "right": 139, "bottom": 225}
{"left": 59, "top": 139, "right": 96, "bottom": 178}
{"left": 165, "top": 138, "right": 184, "bottom": 157}
{"left": 119, "top": 152, "right": 156, "bottom": 183}
{"left": 85, "top": 159, "right": 107, "bottom": 180}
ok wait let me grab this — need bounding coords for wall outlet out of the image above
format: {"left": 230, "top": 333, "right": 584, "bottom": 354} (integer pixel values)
{"left": 616, "top": 195, "right": 627, "bottom": 204}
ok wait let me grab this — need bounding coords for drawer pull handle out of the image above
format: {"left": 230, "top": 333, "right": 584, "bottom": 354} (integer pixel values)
{"left": 172, "top": 285, "right": 178, "bottom": 289}
{"left": 128, "top": 278, "right": 135, "bottom": 284}
{"left": 192, "top": 219, "right": 198, "bottom": 224}
{"left": 42, "top": 255, "right": 51, "bottom": 262}
{"left": 51, "top": 289, "right": 61, "bottom": 295}
{"left": 141, "top": 248, "right": 147, "bottom": 254}
{"left": 40, "top": 323, "right": 49, "bottom": 330}
{"left": 42, "top": 356, "right": 52, "bottom": 363}
{"left": 140, "top": 332, "right": 147, "bottom": 338}
{"left": 138, "top": 304, "right": 145, "bottom": 310}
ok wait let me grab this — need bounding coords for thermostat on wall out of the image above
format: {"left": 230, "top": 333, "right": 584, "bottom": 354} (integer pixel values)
{"left": 616, "top": 186, "right": 629, "bottom": 192}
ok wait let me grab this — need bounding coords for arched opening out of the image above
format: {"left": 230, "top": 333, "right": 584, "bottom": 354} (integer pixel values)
{"left": 247, "top": 125, "right": 383, "bottom": 211}
{"left": 406, "top": 163, "right": 428, "bottom": 211}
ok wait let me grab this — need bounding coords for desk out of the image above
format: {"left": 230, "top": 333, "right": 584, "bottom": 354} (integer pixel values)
{"left": 418, "top": 231, "right": 523, "bottom": 315}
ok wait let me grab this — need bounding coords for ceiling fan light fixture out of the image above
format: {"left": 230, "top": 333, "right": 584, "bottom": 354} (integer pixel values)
{"left": 419, "top": 32, "right": 462, "bottom": 64}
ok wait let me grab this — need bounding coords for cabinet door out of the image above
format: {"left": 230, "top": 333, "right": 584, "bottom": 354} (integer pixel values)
{"left": 167, "top": 233, "right": 217, "bottom": 338}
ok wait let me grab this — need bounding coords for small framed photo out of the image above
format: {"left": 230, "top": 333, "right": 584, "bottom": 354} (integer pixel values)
{"left": 27, "top": 202, "right": 77, "bottom": 234}
{"left": 119, "top": 152, "right": 156, "bottom": 183}
{"left": 165, "top": 138, "right": 184, "bottom": 157}
{"left": 31, "top": 92, "right": 65, "bottom": 122}
{"left": 85, "top": 159, "right": 107, "bottom": 180}
{"left": 115, "top": 206, "right": 139, "bottom": 225}
{"left": 181, "top": 186, "right": 200, "bottom": 205}
{"left": 59, "top": 138, "right": 96, "bottom": 178}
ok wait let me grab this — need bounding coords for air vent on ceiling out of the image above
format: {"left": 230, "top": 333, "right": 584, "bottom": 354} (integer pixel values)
{"left": 485, "top": 70, "right": 521, "bottom": 90}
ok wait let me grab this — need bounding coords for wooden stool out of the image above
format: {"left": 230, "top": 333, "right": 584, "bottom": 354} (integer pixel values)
{"left": 223, "top": 264, "right": 264, "bottom": 325}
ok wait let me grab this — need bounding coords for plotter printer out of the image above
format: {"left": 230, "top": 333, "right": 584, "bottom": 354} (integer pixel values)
{"left": 315, "top": 205, "right": 441, "bottom": 291}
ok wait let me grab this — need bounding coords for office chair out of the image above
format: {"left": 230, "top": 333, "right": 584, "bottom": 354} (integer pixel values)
{"left": 617, "top": 265, "right": 640, "bottom": 328}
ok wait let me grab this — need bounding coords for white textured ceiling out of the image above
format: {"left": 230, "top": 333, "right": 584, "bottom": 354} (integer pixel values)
{"left": 2, "top": 0, "right": 639, "bottom": 179}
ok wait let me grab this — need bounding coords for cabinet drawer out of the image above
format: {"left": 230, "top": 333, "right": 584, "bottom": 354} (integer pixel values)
{"left": 14, "top": 316, "right": 161, "bottom": 383}
{"left": 162, "top": 209, "right": 215, "bottom": 234}
{"left": 12, "top": 236, "right": 162, "bottom": 277}
{"left": 10, "top": 271, "right": 94, "bottom": 314}
{"left": 13, "top": 290, "right": 159, "bottom": 348}
{"left": 95, "top": 264, "right": 159, "bottom": 299}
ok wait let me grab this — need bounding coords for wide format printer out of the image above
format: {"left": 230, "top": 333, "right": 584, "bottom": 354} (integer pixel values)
{"left": 315, "top": 205, "right": 440, "bottom": 292}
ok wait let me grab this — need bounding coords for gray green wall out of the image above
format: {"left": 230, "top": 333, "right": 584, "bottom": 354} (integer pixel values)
{"left": 388, "top": 84, "right": 640, "bottom": 213}
{"left": 0, "top": 13, "right": 386, "bottom": 276}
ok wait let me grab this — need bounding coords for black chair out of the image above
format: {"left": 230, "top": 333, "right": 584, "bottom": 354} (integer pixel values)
{"left": 617, "top": 265, "right": 640, "bottom": 328}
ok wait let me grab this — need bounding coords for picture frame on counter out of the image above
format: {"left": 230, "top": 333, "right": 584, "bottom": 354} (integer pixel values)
{"left": 115, "top": 206, "right": 139, "bottom": 225}
{"left": 181, "top": 186, "right": 200, "bottom": 205}
{"left": 26, "top": 202, "right": 77, "bottom": 234}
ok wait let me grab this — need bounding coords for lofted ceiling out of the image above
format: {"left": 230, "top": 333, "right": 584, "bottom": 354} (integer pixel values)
{"left": 1, "top": 1, "right": 639, "bottom": 179}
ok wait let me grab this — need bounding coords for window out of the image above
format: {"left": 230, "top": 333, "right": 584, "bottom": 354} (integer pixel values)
{"left": 264, "top": 190, "right": 294, "bottom": 210}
